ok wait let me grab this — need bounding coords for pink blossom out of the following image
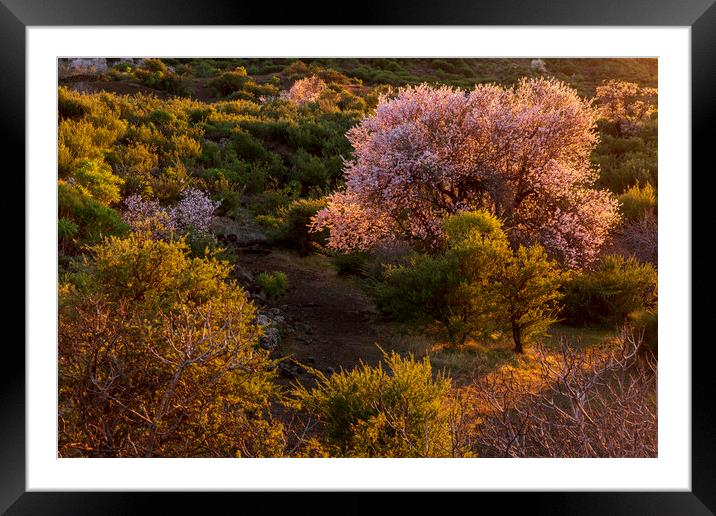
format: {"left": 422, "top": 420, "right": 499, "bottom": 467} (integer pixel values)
{"left": 170, "top": 187, "right": 220, "bottom": 234}
{"left": 122, "top": 188, "right": 219, "bottom": 239}
{"left": 280, "top": 76, "right": 327, "bottom": 105}
{"left": 122, "top": 194, "right": 177, "bottom": 239}
{"left": 596, "top": 80, "right": 657, "bottom": 136}
{"left": 312, "top": 78, "right": 621, "bottom": 268}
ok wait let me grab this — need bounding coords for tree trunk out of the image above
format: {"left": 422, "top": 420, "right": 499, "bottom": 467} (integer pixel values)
{"left": 512, "top": 323, "right": 523, "bottom": 354}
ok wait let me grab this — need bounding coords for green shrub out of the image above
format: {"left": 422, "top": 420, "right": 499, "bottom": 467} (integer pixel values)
{"left": 618, "top": 182, "right": 656, "bottom": 221}
{"left": 292, "top": 350, "right": 457, "bottom": 457}
{"left": 331, "top": 252, "right": 369, "bottom": 276}
{"left": 58, "top": 181, "right": 129, "bottom": 246}
{"left": 561, "top": 255, "right": 657, "bottom": 326}
{"left": 375, "top": 211, "right": 563, "bottom": 351}
{"left": 58, "top": 87, "right": 91, "bottom": 119}
{"left": 209, "top": 68, "right": 249, "bottom": 96}
{"left": 58, "top": 217, "right": 79, "bottom": 251}
{"left": 257, "top": 198, "right": 328, "bottom": 255}
{"left": 628, "top": 308, "right": 658, "bottom": 354}
{"left": 142, "top": 58, "right": 169, "bottom": 73}
{"left": 256, "top": 271, "right": 289, "bottom": 299}
{"left": 73, "top": 159, "right": 125, "bottom": 206}
{"left": 290, "top": 149, "right": 329, "bottom": 189}
{"left": 185, "top": 229, "right": 220, "bottom": 258}
{"left": 134, "top": 59, "right": 186, "bottom": 94}
{"left": 148, "top": 109, "right": 177, "bottom": 126}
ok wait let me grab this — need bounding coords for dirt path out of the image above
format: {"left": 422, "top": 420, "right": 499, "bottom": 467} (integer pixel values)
{"left": 239, "top": 250, "right": 389, "bottom": 374}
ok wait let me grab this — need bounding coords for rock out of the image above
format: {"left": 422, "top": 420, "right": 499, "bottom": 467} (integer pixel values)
{"left": 59, "top": 58, "right": 108, "bottom": 78}
{"left": 279, "top": 364, "right": 296, "bottom": 379}
{"left": 326, "top": 367, "right": 336, "bottom": 375}
{"left": 233, "top": 264, "right": 254, "bottom": 284}
{"left": 259, "top": 327, "right": 280, "bottom": 351}
{"left": 257, "top": 313, "right": 281, "bottom": 351}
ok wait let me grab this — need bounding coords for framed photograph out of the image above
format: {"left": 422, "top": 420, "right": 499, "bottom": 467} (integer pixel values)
{"left": 6, "top": 0, "right": 711, "bottom": 512}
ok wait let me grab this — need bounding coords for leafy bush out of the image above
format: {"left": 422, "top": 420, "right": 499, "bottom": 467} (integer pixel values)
{"left": 257, "top": 198, "right": 328, "bottom": 255}
{"left": 594, "top": 128, "right": 657, "bottom": 194}
{"left": 628, "top": 308, "right": 658, "bottom": 354}
{"left": 73, "top": 159, "right": 124, "bottom": 205}
{"left": 375, "top": 211, "right": 564, "bottom": 351}
{"left": 292, "top": 350, "right": 457, "bottom": 457}
{"left": 59, "top": 233, "right": 283, "bottom": 457}
{"left": 58, "top": 87, "right": 91, "bottom": 119}
{"left": 331, "top": 251, "right": 369, "bottom": 277}
{"left": 209, "top": 68, "right": 248, "bottom": 96}
{"left": 561, "top": 255, "right": 657, "bottom": 326}
{"left": 134, "top": 59, "right": 186, "bottom": 94}
{"left": 618, "top": 182, "right": 656, "bottom": 221}
{"left": 58, "top": 217, "right": 79, "bottom": 251}
{"left": 58, "top": 181, "right": 129, "bottom": 246}
{"left": 256, "top": 271, "right": 289, "bottom": 299}
{"left": 148, "top": 109, "right": 177, "bottom": 126}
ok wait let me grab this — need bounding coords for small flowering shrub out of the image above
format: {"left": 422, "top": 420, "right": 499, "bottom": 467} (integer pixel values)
{"left": 122, "top": 188, "right": 220, "bottom": 240}
{"left": 280, "top": 76, "right": 327, "bottom": 105}
{"left": 170, "top": 187, "right": 221, "bottom": 234}
{"left": 122, "top": 194, "right": 177, "bottom": 239}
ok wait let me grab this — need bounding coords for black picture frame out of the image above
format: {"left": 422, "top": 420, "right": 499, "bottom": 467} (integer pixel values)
{"left": 4, "top": 1, "right": 710, "bottom": 513}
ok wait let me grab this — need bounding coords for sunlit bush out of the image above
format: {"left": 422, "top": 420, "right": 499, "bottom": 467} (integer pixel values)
{"left": 292, "top": 350, "right": 458, "bottom": 457}
{"left": 561, "top": 255, "right": 657, "bottom": 326}
{"left": 618, "top": 182, "right": 656, "bottom": 221}
{"left": 58, "top": 181, "right": 129, "bottom": 245}
{"left": 256, "top": 271, "right": 289, "bottom": 299}
{"left": 59, "top": 233, "right": 284, "bottom": 457}
{"left": 257, "top": 198, "right": 328, "bottom": 255}
{"left": 375, "top": 211, "right": 563, "bottom": 352}
{"left": 73, "top": 159, "right": 124, "bottom": 205}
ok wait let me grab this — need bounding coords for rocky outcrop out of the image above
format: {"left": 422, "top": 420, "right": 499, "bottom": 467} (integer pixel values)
{"left": 256, "top": 308, "right": 287, "bottom": 352}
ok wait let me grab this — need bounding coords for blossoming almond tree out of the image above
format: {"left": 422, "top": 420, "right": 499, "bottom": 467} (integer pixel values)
{"left": 312, "top": 78, "right": 620, "bottom": 268}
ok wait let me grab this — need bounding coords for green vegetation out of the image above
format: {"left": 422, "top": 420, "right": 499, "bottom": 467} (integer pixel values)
{"left": 59, "top": 233, "right": 283, "bottom": 457}
{"left": 293, "top": 350, "right": 459, "bottom": 457}
{"left": 561, "top": 255, "right": 658, "bottom": 326}
{"left": 375, "top": 211, "right": 563, "bottom": 352}
{"left": 256, "top": 271, "right": 289, "bottom": 299}
{"left": 619, "top": 182, "right": 657, "bottom": 221}
{"left": 57, "top": 57, "right": 658, "bottom": 459}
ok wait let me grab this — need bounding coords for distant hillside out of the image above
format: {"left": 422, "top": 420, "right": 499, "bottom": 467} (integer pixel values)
{"left": 167, "top": 57, "right": 657, "bottom": 98}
